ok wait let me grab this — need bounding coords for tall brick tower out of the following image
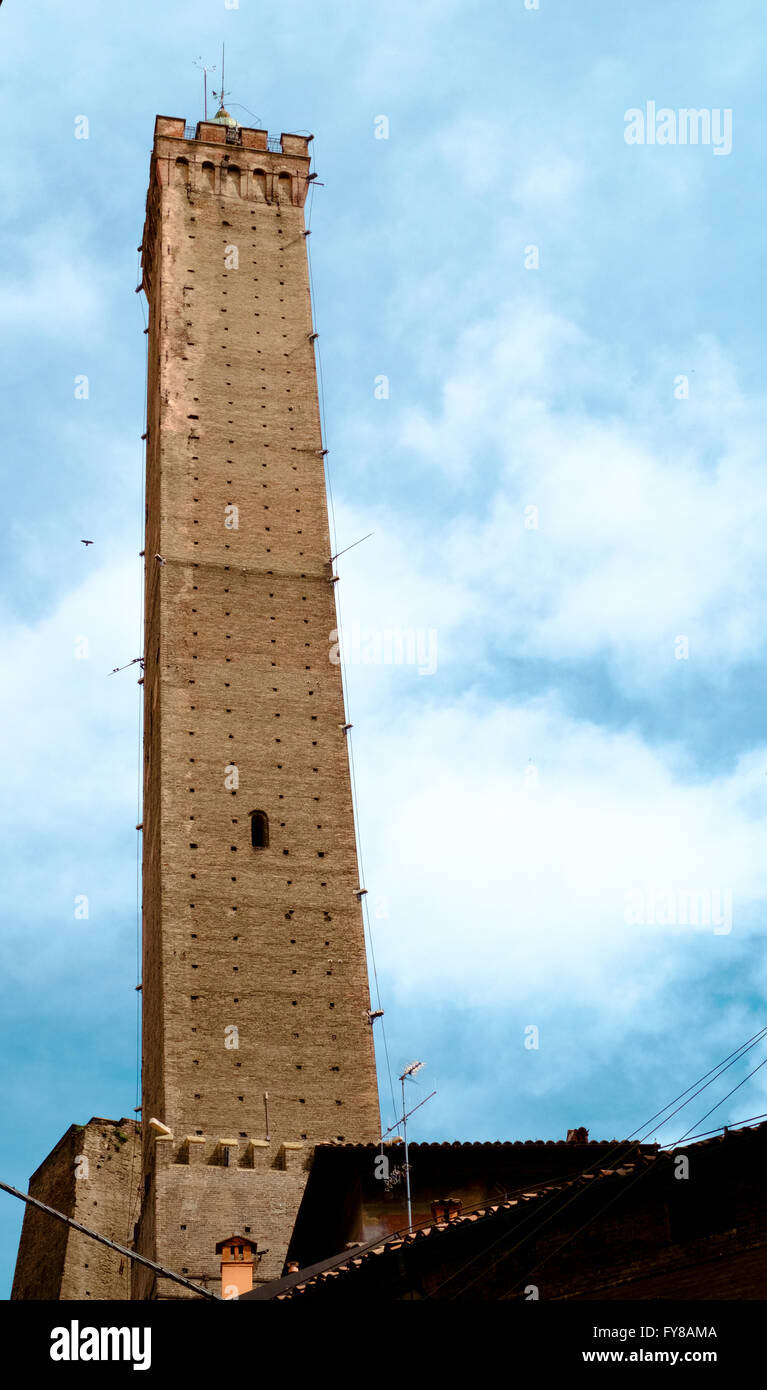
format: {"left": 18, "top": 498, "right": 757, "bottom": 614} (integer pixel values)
{"left": 132, "top": 111, "right": 380, "bottom": 1296}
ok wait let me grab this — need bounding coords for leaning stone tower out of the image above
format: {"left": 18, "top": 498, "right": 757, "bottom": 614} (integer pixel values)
{"left": 133, "top": 110, "right": 381, "bottom": 1295}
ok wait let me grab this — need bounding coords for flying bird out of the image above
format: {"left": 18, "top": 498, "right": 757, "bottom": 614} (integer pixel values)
{"left": 80, "top": 539, "right": 94, "bottom": 546}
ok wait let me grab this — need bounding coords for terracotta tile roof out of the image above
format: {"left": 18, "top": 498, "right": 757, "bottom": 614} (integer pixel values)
{"left": 271, "top": 1153, "right": 660, "bottom": 1300}
{"left": 243, "top": 1118, "right": 767, "bottom": 1301}
{"left": 317, "top": 1138, "right": 629, "bottom": 1151}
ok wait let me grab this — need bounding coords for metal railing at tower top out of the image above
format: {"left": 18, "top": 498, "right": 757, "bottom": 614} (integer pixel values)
{"left": 183, "top": 125, "right": 245, "bottom": 146}
{"left": 181, "top": 126, "right": 283, "bottom": 152}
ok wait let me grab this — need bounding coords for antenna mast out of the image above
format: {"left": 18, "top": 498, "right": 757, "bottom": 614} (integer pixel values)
{"left": 193, "top": 56, "right": 216, "bottom": 122}
{"left": 396, "top": 1062, "right": 435, "bottom": 1230}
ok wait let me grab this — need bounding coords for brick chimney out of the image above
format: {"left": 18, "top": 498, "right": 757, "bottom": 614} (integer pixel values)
{"left": 216, "top": 1234, "right": 257, "bottom": 1298}
{"left": 431, "top": 1197, "right": 463, "bottom": 1224}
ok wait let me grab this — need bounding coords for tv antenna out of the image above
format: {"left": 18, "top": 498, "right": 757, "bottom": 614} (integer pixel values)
{"left": 193, "top": 56, "right": 216, "bottom": 122}
{"left": 389, "top": 1061, "right": 436, "bottom": 1229}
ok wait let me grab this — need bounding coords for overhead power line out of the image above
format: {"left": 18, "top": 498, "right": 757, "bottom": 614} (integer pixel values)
{"left": 672, "top": 1052, "right": 767, "bottom": 1145}
{"left": 426, "top": 1022, "right": 767, "bottom": 1299}
{"left": 0, "top": 1180, "right": 218, "bottom": 1301}
{"left": 627, "top": 1023, "right": 767, "bottom": 1142}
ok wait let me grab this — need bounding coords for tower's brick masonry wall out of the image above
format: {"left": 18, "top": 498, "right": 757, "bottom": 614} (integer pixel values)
{"left": 134, "top": 118, "right": 381, "bottom": 1295}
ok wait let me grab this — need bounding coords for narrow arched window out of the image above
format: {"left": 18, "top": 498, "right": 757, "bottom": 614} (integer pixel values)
{"left": 223, "top": 164, "right": 241, "bottom": 195}
{"left": 250, "top": 809, "right": 269, "bottom": 849}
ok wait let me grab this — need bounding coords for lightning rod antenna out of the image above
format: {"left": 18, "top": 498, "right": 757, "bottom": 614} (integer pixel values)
{"left": 212, "top": 44, "right": 231, "bottom": 113}
{"left": 194, "top": 56, "right": 216, "bottom": 122}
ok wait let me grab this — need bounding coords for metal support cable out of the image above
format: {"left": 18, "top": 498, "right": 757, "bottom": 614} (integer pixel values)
{"left": 304, "top": 189, "right": 398, "bottom": 1132}
{"left": 1, "top": 1179, "right": 218, "bottom": 1301}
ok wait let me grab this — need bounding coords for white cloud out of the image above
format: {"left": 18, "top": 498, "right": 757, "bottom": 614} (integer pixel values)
{"left": 0, "top": 553, "right": 140, "bottom": 835}
{"left": 343, "top": 299, "right": 767, "bottom": 693}
{"left": 0, "top": 550, "right": 141, "bottom": 993}
{"left": 518, "top": 155, "right": 582, "bottom": 205}
{"left": 354, "top": 692, "right": 767, "bottom": 1016}
{"left": 0, "top": 226, "right": 114, "bottom": 341}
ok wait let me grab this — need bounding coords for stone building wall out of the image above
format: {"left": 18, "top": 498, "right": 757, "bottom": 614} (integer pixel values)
{"left": 12, "top": 1118, "right": 141, "bottom": 1301}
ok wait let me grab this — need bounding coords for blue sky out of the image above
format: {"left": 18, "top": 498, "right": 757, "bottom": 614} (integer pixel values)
{"left": 2, "top": 0, "right": 767, "bottom": 1296}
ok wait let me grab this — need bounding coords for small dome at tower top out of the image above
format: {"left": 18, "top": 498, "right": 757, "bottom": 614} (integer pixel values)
{"left": 212, "top": 105, "right": 238, "bottom": 128}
